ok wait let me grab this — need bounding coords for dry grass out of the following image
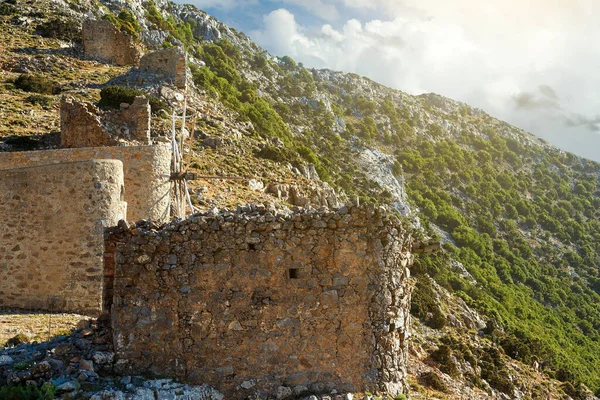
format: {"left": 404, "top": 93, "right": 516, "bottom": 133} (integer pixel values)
{"left": 0, "top": 309, "right": 85, "bottom": 346}
{"left": 0, "top": 13, "right": 126, "bottom": 141}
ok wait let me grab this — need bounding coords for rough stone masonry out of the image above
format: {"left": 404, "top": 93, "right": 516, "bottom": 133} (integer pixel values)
{"left": 82, "top": 19, "right": 142, "bottom": 66}
{"left": 0, "top": 160, "right": 126, "bottom": 314}
{"left": 61, "top": 96, "right": 151, "bottom": 148}
{"left": 107, "top": 205, "right": 414, "bottom": 398}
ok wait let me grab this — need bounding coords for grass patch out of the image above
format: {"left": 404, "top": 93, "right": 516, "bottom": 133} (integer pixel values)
{"left": 25, "top": 94, "right": 54, "bottom": 109}
{"left": 0, "top": 383, "right": 56, "bottom": 400}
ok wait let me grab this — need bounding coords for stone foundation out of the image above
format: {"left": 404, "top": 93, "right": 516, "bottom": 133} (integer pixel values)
{"left": 108, "top": 205, "right": 413, "bottom": 398}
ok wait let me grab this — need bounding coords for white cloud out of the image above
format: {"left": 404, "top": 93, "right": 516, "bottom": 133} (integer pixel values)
{"left": 249, "top": 1, "right": 600, "bottom": 161}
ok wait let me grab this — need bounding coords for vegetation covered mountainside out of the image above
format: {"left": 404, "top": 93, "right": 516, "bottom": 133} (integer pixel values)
{"left": 2, "top": 0, "right": 600, "bottom": 398}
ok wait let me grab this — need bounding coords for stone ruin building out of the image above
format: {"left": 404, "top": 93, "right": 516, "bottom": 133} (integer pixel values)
{"left": 106, "top": 205, "right": 414, "bottom": 398}
{"left": 82, "top": 19, "right": 143, "bottom": 66}
{"left": 0, "top": 111, "right": 171, "bottom": 313}
{"left": 82, "top": 18, "right": 188, "bottom": 89}
{"left": 61, "top": 96, "right": 151, "bottom": 148}
{"left": 0, "top": 18, "right": 425, "bottom": 398}
{"left": 0, "top": 17, "right": 193, "bottom": 314}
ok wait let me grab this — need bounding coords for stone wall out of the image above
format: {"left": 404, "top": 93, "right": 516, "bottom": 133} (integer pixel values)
{"left": 109, "top": 205, "right": 413, "bottom": 398}
{"left": 0, "top": 160, "right": 126, "bottom": 314}
{"left": 82, "top": 19, "right": 143, "bottom": 66}
{"left": 61, "top": 97, "right": 151, "bottom": 148}
{"left": 0, "top": 144, "right": 171, "bottom": 222}
{"left": 60, "top": 98, "right": 107, "bottom": 147}
{"left": 139, "top": 48, "right": 187, "bottom": 89}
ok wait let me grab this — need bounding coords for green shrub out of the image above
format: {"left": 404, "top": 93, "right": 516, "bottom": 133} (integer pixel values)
{"left": 0, "top": 2, "right": 15, "bottom": 15}
{"left": 191, "top": 44, "right": 292, "bottom": 144}
{"left": 255, "top": 145, "right": 296, "bottom": 164}
{"left": 430, "top": 344, "right": 460, "bottom": 377}
{"left": 420, "top": 371, "right": 447, "bottom": 392}
{"left": 25, "top": 94, "right": 54, "bottom": 108}
{"left": 279, "top": 55, "right": 297, "bottom": 70}
{"left": 0, "top": 383, "right": 56, "bottom": 400}
{"left": 296, "top": 145, "right": 319, "bottom": 166}
{"left": 145, "top": 0, "right": 167, "bottom": 30}
{"left": 36, "top": 16, "right": 80, "bottom": 41}
{"left": 117, "top": 10, "right": 140, "bottom": 35}
{"left": 13, "top": 360, "right": 33, "bottom": 371}
{"left": 98, "top": 86, "right": 168, "bottom": 115}
{"left": 102, "top": 10, "right": 141, "bottom": 37}
{"left": 479, "top": 347, "right": 515, "bottom": 394}
{"left": 411, "top": 276, "right": 446, "bottom": 329}
{"left": 252, "top": 54, "right": 268, "bottom": 70}
{"left": 144, "top": 0, "right": 194, "bottom": 48}
{"left": 6, "top": 333, "right": 30, "bottom": 347}
{"left": 14, "top": 74, "right": 56, "bottom": 95}
{"left": 360, "top": 116, "right": 377, "bottom": 139}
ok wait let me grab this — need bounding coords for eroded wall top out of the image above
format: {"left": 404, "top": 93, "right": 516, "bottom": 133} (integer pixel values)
{"left": 60, "top": 97, "right": 151, "bottom": 148}
{"left": 0, "top": 144, "right": 171, "bottom": 222}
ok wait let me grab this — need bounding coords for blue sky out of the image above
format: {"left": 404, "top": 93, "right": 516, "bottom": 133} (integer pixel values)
{"left": 178, "top": 1, "right": 384, "bottom": 32}
{"left": 175, "top": 0, "right": 600, "bottom": 162}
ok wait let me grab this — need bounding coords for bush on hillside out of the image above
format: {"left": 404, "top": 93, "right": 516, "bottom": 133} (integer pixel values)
{"left": 36, "top": 16, "right": 80, "bottom": 41}
{"left": 0, "top": 2, "right": 16, "bottom": 15}
{"left": 420, "top": 371, "right": 447, "bottom": 392}
{"left": 430, "top": 344, "right": 460, "bottom": 377}
{"left": 255, "top": 145, "right": 296, "bottom": 164}
{"left": 14, "top": 74, "right": 56, "bottom": 95}
{"left": 102, "top": 10, "right": 141, "bottom": 37}
{"left": 411, "top": 276, "right": 446, "bottom": 329}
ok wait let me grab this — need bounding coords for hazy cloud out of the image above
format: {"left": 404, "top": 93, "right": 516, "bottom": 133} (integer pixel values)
{"left": 512, "top": 86, "right": 600, "bottom": 133}
{"left": 539, "top": 85, "right": 558, "bottom": 101}
{"left": 513, "top": 85, "right": 561, "bottom": 111}
{"left": 565, "top": 114, "right": 600, "bottom": 132}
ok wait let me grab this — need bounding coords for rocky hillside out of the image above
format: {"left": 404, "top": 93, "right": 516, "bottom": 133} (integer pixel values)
{"left": 2, "top": 0, "right": 600, "bottom": 399}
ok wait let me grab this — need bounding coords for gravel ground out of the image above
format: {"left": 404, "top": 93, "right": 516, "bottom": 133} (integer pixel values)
{"left": 0, "top": 309, "right": 84, "bottom": 346}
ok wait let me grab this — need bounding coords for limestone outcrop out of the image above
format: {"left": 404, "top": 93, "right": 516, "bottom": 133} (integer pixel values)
{"left": 265, "top": 181, "right": 342, "bottom": 209}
